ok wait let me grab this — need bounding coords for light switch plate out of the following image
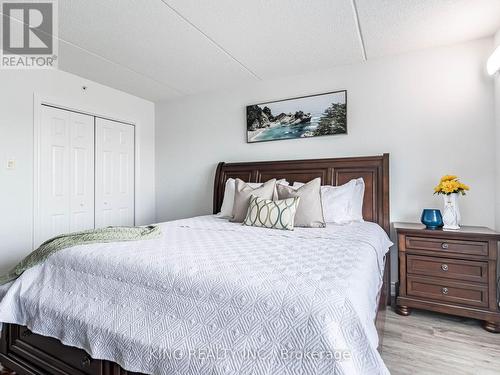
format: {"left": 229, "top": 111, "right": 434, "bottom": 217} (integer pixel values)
{"left": 7, "top": 159, "right": 15, "bottom": 169}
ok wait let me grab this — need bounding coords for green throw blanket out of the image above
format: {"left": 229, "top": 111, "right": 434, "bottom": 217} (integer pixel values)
{"left": 0, "top": 225, "right": 161, "bottom": 286}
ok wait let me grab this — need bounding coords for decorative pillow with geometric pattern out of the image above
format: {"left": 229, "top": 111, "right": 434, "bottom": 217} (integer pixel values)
{"left": 243, "top": 195, "right": 300, "bottom": 230}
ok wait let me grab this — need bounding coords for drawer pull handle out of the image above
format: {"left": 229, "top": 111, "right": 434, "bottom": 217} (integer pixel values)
{"left": 81, "top": 355, "right": 92, "bottom": 368}
{"left": 442, "top": 287, "right": 449, "bottom": 295}
{"left": 21, "top": 330, "right": 32, "bottom": 338}
{"left": 441, "top": 243, "right": 449, "bottom": 249}
{"left": 441, "top": 264, "right": 449, "bottom": 271}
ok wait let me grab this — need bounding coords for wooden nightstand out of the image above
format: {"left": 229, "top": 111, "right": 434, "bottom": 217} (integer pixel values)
{"left": 394, "top": 222, "right": 500, "bottom": 333}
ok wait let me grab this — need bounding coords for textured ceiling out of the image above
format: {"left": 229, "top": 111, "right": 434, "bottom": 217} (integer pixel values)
{"left": 163, "top": 0, "right": 363, "bottom": 79}
{"left": 357, "top": 0, "right": 500, "bottom": 58}
{"left": 53, "top": 0, "right": 500, "bottom": 102}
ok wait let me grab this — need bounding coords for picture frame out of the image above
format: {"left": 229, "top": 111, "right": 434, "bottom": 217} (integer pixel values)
{"left": 246, "top": 90, "right": 347, "bottom": 143}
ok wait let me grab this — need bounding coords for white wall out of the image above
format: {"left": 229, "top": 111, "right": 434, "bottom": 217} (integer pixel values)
{"left": 156, "top": 38, "right": 495, "bottom": 225}
{"left": 156, "top": 38, "right": 496, "bottom": 284}
{"left": 0, "top": 69, "right": 155, "bottom": 274}
{"left": 495, "top": 30, "right": 500, "bottom": 230}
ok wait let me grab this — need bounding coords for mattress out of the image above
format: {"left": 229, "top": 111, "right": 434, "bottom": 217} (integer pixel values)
{"left": 0, "top": 215, "right": 392, "bottom": 374}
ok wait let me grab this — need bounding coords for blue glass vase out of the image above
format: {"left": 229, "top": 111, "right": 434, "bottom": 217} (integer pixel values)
{"left": 421, "top": 209, "right": 443, "bottom": 230}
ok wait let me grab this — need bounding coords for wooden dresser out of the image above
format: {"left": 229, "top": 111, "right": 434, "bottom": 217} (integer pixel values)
{"left": 394, "top": 222, "right": 500, "bottom": 332}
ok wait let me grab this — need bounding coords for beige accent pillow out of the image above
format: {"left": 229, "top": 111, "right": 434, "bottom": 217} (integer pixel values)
{"left": 217, "top": 178, "right": 289, "bottom": 219}
{"left": 231, "top": 178, "right": 277, "bottom": 222}
{"left": 277, "top": 177, "right": 325, "bottom": 228}
{"left": 293, "top": 179, "right": 361, "bottom": 223}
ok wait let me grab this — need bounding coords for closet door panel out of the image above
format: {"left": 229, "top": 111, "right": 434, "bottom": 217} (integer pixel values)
{"left": 40, "top": 106, "right": 70, "bottom": 245}
{"left": 69, "top": 112, "right": 95, "bottom": 232}
{"left": 38, "top": 106, "right": 94, "bottom": 246}
{"left": 95, "top": 118, "right": 135, "bottom": 228}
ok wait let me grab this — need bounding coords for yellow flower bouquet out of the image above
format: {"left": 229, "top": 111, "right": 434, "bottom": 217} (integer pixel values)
{"left": 434, "top": 175, "right": 469, "bottom": 196}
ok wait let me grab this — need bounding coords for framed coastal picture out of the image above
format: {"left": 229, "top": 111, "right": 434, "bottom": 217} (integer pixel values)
{"left": 246, "top": 90, "right": 347, "bottom": 143}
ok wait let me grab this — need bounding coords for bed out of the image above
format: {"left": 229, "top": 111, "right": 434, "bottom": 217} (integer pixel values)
{"left": 0, "top": 154, "right": 391, "bottom": 375}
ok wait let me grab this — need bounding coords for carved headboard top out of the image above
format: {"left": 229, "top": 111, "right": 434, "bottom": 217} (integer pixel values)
{"left": 213, "top": 154, "right": 390, "bottom": 234}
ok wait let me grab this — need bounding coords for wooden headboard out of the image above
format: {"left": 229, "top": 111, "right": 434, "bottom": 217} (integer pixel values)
{"left": 213, "top": 154, "right": 390, "bottom": 234}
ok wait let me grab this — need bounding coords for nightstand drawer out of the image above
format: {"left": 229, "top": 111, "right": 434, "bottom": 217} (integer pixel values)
{"left": 405, "top": 236, "right": 488, "bottom": 257}
{"left": 407, "top": 255, "right": 488, "bottom": 283}
{"left": 407, "top": 276, "right": 488, "bottom": 308}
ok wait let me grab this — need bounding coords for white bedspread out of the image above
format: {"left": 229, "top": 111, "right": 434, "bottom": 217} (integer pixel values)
{"left": 0, "top": 215, "right": 392, "bottom": 374}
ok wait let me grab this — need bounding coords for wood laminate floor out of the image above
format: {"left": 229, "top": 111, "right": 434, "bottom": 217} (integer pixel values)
{"left": 380, "top": 309, "right": 500, "bottom": 375}
{"left": 1, "top": 309, "right": 499, "bottom": 375}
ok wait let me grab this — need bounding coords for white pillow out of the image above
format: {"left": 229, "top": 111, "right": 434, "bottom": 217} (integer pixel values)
{"left": 351, "top": 178, "right": 365, "bottom": 222}
{"left": 292, "top": 178, "right": 364, "bottom": 223}
{"left": 217, "top": 178, "right": 288, "bottom": 219}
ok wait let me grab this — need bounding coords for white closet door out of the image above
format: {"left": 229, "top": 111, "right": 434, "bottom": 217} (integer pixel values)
{"left": 95, "top": 118, "right": 135, "bottom": 228}
{"left": 38, "top": 106, "right": 94, "bottom": 246}
{"left": 69, "top": 112, "right": 96, "bottom": 232}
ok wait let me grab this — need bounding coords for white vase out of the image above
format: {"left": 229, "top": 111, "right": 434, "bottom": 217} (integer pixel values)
{"left": 442, "top": 193, "right": 460, "bottom": 230}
